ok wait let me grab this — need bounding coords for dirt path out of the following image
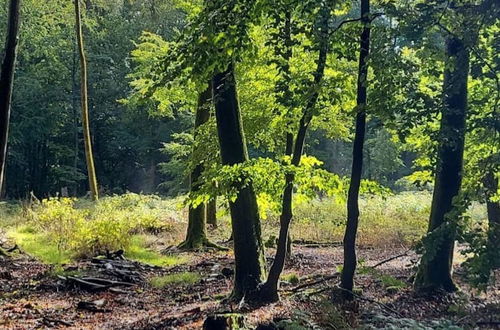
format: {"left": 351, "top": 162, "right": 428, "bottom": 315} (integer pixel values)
{"left": 1, "top": 246, "right": 499, "bottom": 329}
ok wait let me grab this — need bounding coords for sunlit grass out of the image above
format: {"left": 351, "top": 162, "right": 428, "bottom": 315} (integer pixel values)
{"left": 149, "top": 272, "right": 201, "bottom": 288}
{"left": 126, "top": 235, "right": 187, "bottom": 267}
{"left": 8, "top": 225, "right": 72, "bottom": 264}
{"left": 281, "top": 273, "right": 300, "bottom": 285}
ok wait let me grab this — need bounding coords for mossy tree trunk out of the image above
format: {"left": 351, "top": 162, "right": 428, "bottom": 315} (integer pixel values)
{"left": 212, "top": 65, "right": 266, "bottom": 300}
{"left": 414, "top": 35, "right": 469, "bottom": 293}
{"left": 340, "top": 0, "right": 370, "bottom": 299}
{"left": 74, "top": 0, "right": 99, "bottom": 201}
{"left": 258, "top": 4, "right": 330, "bottom": 302}
{"left": 0, "top": 0, "right": 21, "bottom": 199}
{"left": 179, "top": 83, "right": 216, "bottom": 250}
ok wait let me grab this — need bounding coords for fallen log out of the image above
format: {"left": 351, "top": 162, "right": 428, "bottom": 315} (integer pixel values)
{"left": 80, "top": 277, "right": 134, "bottom": 287}
{"left": 66, "top": 276, "right": 110, "bottom": 292}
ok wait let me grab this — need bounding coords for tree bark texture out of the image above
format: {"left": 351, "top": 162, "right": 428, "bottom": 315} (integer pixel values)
{"left": 179, "top": 83, "right": 213, "bottom": 249}
{"left": 341, "top": 0, "right": 371, "bottom": 299}
{"left": 0, "top": 0, "right": 21, "bottom": 198}
{"left": 75, "top": 0, "right": 99, "bottom": 200}
{"left": 414, "top": 35, "right": 469, "bottom": 293}
{"left": 212, "top": 65, "right": 266, "bottom": 300}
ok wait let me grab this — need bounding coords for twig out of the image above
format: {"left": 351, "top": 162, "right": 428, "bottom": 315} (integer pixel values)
{"left": 329, "top": 12, "right": 384, "bottom": 36}
{"left": 371, "top": 249, "right": 411, "bottom": 269}
{"left": 288, "top": 273, "right": 339, "bottom": 293}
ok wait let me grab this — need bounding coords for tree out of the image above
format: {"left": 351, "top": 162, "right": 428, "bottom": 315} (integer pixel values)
{"left": 212, "top": 65, "right": 266, "bottom": 300}
{"left": 0, "top": 0, "right": 21, "bottom": 198}
{"left": 340, "top": 0, "right": 371, "bottom": 298}
{"left": 74, "top": 0, "right": 99, "bottom": 200}
{"left": 258, "top": 1, "right": 332, "bottom": 302}
{"left": 414, "top": 0, "right": 498, "bottom": 293}
{"left": 414, "top": 33, "right": 469, "bottom": 292}
{"left": 178, "top": 82, "right": 222, "bottom": 250}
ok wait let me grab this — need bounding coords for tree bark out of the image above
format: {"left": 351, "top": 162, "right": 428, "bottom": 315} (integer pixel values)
{"left": 414, "top": 35, "right": 469, "bottom": 293}
{"left": 258, "top": 4, "right": 330, "bottom": 302}
{"left": 74, "top": 0, "right": 99, "bottom": 201}
{"left": 340, "top": 0, "right": 371, "bottom": 299}
{"left": 212, "top": 65, "right": 266, "bottom": 300}
{"left": 179, "top": 83, "right": 215, "bottom": 250}
{"left": 207, "top": 197, "right": 217, "bottom": 227}
{"left": 484, "top": 171, "right": 500, "bottom": 269}
{"left": 0, "top": 0, "right": 21, "bottom": 198}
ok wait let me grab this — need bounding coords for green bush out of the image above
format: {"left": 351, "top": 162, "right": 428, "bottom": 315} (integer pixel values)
{"left": 22, "top": 193, "right": 179, "bottom": 258}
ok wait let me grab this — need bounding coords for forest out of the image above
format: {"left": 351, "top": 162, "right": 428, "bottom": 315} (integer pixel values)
{"left": 0, "top": 0, "right": 498, "bottom": 329}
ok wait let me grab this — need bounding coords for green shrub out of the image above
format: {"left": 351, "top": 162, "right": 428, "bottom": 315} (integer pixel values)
{"left": 20, "top": 193, "right": 180, "bottom": 259}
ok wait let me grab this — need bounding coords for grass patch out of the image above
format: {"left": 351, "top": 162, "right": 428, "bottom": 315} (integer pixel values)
{"left": 281, "top": 273, "right": 300, "bottom": 285}
{"left": 8, "top": 225, "right": 72, "bottom": 264}
{"left": 125, "top": 235, "right": 187, "bottom": 267}
{"left": 149, "top": 272, "right": 201, "bottom": 288}
{"left": 359, "top": 266, "right": 407, "bottom": 289}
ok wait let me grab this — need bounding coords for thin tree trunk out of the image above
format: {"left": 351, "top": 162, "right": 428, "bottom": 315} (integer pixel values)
{"left": 414, "top": 35, "right": 469, "bottom": 293}
{"left": 0, "top": 0, "right": 21, "bottom": 199}
{"left": 258, "top": 5, "right": 330, "bottom": 302}
{"left": 179, "top": 83, "right": 216, "bottom": 250}
{"left": 74, "top": 0, "right": 99, "bottom": 200}
{"left": 484, "top": 171, "right": 500, "bottom": 269}
{"left": 340, "top": 0, "right": 371, "bottom": 299}
{"left": 72, "top": 37, "right": 79, "bottom": 196}
{"left": 207, "top": 197, "right": 217, "bottom": 227}
{"left": 212, "top": 65, "right": 266, "bottom": 301}
{"left": 285, "top": 133, "right": 293, "bottom": 259}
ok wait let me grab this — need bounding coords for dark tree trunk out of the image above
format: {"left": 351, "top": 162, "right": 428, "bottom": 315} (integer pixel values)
{"left": 259, "top": 5, "right": 330, "bottom": 302}
{"left": 285, "top": 133, "right": 293, "bottom": 259}
{"left": 484, "top": 171, "right": 500, "bottom": 269}
{"left": 212, "top": 65, "right": 266, "bottom": 300}
{"left": 414, "top": 35, "right": 469, "bottom": 293}
{"left": 340, "top": 0, "right": 371, "bottom": 299}
{"left": 179, "top": 83, "right": 215, "bottom": 250}
{"left": 0, "top": 0, "right": 21, "bottom": 198}
{"left": 207, "top": 197, "right": 217, "bottom": 228}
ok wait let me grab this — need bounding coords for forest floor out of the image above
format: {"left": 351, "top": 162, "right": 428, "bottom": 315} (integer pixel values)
{"left": 1, "top": 240, "right": 499, "bottom": 329}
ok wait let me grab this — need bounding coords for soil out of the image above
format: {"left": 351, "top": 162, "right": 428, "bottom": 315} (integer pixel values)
{"left": 1, "top": 243, "right": 499, "bottom": 329}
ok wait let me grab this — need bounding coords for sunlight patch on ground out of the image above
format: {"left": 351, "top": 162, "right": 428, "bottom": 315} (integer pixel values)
{"left": 149, "top": 272, "right": 201, "bottom": 288}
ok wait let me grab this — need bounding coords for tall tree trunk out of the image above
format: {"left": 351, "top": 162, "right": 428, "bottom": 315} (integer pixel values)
{"left": 179, "top": 83, "right": 217, "bottom": 250}
{"left": 74, "top": 0, "right": 99, "bottom": 201}
{"left": 414, "top": 35, "right": 469, "bottom": 293}
{"left": 484, "top": 170, "right": 500, "bottom": 269}
{"left": 0, "top": 0, "right": 21, "bottom": 199}
{"left": 212, "top": 65, "right": 266, "bottom": 301}
{"left": 340, "top": 0, "right": 371, "bottom": 299}
{"left": 258, "top": 5, "right": 330, "bottom": 302}
{"left": 72, "top": 37, "right": 80, "bottom": 196}
{"left": 207, "top": 197, "right": 217, "bottom": 227}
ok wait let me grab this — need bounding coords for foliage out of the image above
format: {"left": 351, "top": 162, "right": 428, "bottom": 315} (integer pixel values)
{"left": 19, "top": 194, "right": 180, "bottom": 259}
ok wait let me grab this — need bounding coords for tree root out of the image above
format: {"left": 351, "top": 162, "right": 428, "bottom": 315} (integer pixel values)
{"left": 177, "top": 238, "right": 229, "bottom": 251}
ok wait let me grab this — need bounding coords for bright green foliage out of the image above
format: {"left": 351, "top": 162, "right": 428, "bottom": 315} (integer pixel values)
{"left": 19, "top": 194, "right": 178, "bottom": 258}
